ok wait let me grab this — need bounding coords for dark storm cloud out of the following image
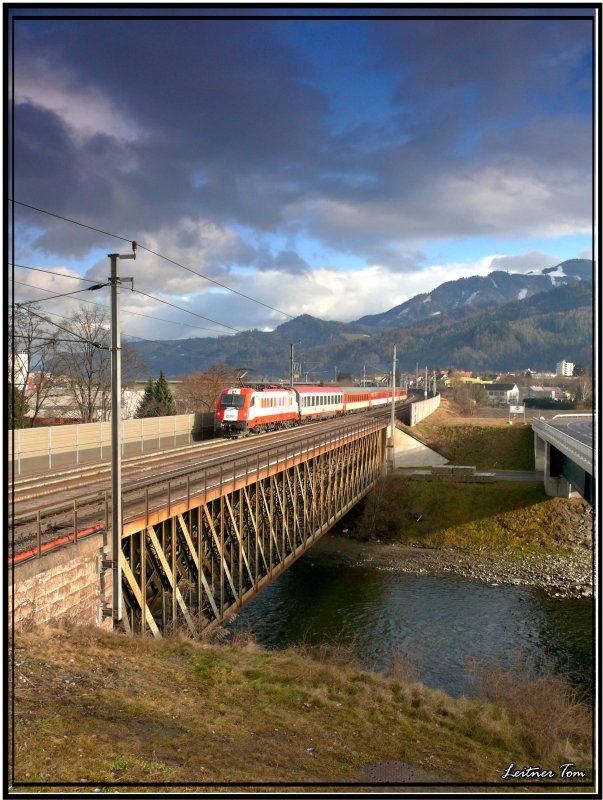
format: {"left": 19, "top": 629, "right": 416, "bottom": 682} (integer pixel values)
{"left": 11, "top": 14, "right": 593, "bottom": 276}
{"left": 13, "top": 17, "right": 331, "bottom": 257}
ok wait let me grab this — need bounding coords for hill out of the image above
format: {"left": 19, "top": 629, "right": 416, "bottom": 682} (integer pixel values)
{"left": 356, "top": 258, "right": 592, "bottom": 330}
{"left": 129, "top": 261, "right": 593, "bottom": 379}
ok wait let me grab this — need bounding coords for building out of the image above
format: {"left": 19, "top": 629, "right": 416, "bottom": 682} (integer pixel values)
{"left": 444, "top": 376, "right": 492, "bottom": 387}
{"left": 485, "top": 383, "right": 519, "bottom": 406}
{"left": 556, "top": 360, "right": 574, "bottom": 377}
{"left": 8, "top": 353, "right": 29, "bottom": 388}
{"left": 519, "top": 385, "right": 570, "bottom": 403}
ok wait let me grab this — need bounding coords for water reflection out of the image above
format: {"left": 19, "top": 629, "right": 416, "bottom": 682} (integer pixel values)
{"left": 226, "top": 544, "right": 592, "bottom": 699}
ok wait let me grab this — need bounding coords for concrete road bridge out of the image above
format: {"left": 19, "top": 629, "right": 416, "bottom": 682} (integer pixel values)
{"left": 533, "top": 414, "right": 594, "bottom": 504}
{"left": 10, "top": 410, "right": 399, "bottom": 638}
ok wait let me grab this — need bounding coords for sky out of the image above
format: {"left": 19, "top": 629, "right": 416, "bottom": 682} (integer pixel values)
{"left": 8, "top": 6, "right": 595, "bottom": 343}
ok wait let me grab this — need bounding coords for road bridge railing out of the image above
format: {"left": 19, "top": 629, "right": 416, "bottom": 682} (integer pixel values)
{"left": 532, "top": 417, "right": 593, "bottom": 475}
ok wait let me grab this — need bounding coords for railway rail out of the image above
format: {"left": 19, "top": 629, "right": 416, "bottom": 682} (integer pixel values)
{"left": 9, "top": 408, "right": 401, "bottom": 563}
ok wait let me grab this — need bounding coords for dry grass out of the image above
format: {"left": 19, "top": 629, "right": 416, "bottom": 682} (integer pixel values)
{"left": 8, "top": 623, "right": 594, "bottom": 792}
{"left": 467, "top": 658, "right": 593, "bottom": 765}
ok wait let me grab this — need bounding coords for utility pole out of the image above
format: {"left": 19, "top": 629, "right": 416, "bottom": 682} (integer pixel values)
{"left": 388, "top": 344, "right": 397, "bottom": 472}
{"left": 424, "top": 365, "right": 428, "bottom": 399}
{"left": 106, "top": 244, "right": 136, "bottom": 624}
{"left": 290, "top": 343, "right": 294, "bottom": 387}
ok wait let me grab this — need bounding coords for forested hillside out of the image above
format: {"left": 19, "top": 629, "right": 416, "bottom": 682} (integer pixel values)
{"left": 130, "top": 280, "right": 592, "bottom": 379}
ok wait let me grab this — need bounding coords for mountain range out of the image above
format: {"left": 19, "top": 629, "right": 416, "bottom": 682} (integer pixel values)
{"left": 129, "top": 259, "right": 593, "bottom": 379}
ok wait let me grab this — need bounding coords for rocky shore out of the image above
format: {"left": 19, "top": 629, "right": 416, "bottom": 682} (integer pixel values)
{"left": 316, "top": 535, "right": 594, "bottom": 599}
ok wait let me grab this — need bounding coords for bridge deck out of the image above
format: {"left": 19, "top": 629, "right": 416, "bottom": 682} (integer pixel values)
{"left": 11, "top": 413, "right": 391, "bottom": 638}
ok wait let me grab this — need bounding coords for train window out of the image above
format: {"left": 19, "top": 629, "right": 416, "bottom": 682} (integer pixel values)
{"left": 220, "top": 394, "right": 245, "bottom": 408}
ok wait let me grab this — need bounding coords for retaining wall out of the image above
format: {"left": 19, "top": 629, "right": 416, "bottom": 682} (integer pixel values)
{"left": 8, "top": 532, "right": 111, "bottom": 631}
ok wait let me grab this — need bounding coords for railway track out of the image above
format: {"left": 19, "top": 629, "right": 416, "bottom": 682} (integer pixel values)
{"left": 11, "top": 438, "right": 234, "bottom": 505}
{"left": 9, "top": 410, "right": 397, "bottom": 561}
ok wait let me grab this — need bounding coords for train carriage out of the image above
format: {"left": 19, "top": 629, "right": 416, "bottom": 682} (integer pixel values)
{"left": 294, "top": 385, "right": 344, "bottom": 421}
{"left": 215, "top": 383, "right": 407, "bottom": 437}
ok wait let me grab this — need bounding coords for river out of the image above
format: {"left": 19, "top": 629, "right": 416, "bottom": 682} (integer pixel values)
{"left": 224, "top": 536, "right": 593, "bottom": 699}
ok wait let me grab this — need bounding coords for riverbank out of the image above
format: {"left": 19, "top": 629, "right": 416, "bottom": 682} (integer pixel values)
{"left": 330, "top": 477, "right": 593, "bottom": 599}
{"left": 316, "top": 535, "right": 593, "bottom": 599}
{"left": 10, "top": 623, "right": 593, "bottom": 790}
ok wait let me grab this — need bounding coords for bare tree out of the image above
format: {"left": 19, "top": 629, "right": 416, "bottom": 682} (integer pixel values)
{"left": 447, "top": 379, "right": 489, "bottom": 417}
{"left": 54, "top": 305, "right": 145, "bottom": 421}
{"left": 177, "top": 363, "right": 237, "bottom": 413}
{"left": 55, "top": 306, "right": 112, "bottom": 421}
{"left": 8, "top": 304, "right": 61, "bottom": 427}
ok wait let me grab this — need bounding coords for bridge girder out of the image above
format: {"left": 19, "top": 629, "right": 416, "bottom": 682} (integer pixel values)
{"left": 119, "top": 425, "right": 387, "bottom": 637}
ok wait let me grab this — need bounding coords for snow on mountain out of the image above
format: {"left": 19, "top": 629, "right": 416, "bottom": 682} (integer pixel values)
{"left": 354, "top": 258, "right": 592, "bottom": 331}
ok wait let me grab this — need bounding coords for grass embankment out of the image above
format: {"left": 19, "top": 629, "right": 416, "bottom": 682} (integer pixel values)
{"left": 413, "top": 416, "right": 535, "bottom": 471}
{"left": 341, "top": 405, "right": 591, "bottom": 553}
{"left": 350, "top": 479, "right": 590, "bottom": 555}
{"left": 10, "top": 624, "right": 593, "bottom": 790}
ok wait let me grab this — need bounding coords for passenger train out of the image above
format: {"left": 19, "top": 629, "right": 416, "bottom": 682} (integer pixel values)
{"left": 215, "top": 385, "right": 407, "bottom": 437}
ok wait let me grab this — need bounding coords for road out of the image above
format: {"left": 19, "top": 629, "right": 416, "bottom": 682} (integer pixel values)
{"left": 543, "top": 415, "right": 594, "bottom": 448}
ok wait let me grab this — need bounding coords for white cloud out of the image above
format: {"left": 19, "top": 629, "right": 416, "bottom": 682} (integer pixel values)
{"left": 15, "top": 58, "right": 141, "bottom": 142}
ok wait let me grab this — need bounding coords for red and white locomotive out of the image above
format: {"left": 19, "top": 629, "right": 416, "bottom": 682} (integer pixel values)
{"left": 215, "top": 385, "right": 407, "bottom": 436}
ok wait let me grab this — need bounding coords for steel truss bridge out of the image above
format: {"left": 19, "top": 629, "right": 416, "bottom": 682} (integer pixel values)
{"left": 112, "top": 414, "right": 389, "bottom": 637}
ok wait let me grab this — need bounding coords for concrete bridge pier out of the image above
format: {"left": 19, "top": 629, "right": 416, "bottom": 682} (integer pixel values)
{"left": 534, "top": 431, "right": 546, "bottom": 472}
{"left": 535, "top": 432, "right": 575, "bottom": 499}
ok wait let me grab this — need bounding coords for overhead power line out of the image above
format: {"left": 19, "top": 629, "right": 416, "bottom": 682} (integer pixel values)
{"left": 11, "top": 262, "right": 106, "bottom": 284}
{"left": 9, "top": 198, "right": 296, "bottom": 320}
{"left": 10, "top": 276, "right": 231, "bottom": 337}
{"left": 15, "top": 283, "right": 107, "bottom": 307}
{"left": 9, "top": 199, "right": 132, "bottom": 244}
{"left": 132, "top": 288, "right": 243, "bottom": 333}
{"left": 20, "top": 306, "right": 108, "bottom": 349}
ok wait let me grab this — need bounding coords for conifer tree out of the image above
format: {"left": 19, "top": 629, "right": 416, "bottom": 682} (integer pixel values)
{"left": 136, "top": 378, "right": 160, "bottom": 418}
{"left": 153, "top": 370, "right": 176, "bottom": 416}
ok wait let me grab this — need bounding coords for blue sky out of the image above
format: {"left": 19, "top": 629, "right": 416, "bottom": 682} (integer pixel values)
{"left": 8, "top": 7, "right": 594, "bottom": 341}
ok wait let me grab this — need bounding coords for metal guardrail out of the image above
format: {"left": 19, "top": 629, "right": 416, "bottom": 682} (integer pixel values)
{"left": 532, "top": 417, "right": 593, "bottom": 474}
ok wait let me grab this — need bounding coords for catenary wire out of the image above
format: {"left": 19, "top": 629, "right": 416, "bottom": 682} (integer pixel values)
{"left": 11, "top": 263, "right": 107, "bottom": 284}
{"left": 9, "top": 198, "right": 296, "bottom": 319}
{"left": 9, "top": 277, "right": 232, "bottom": 337}
{"left": 19, "top": 306, "right": 108, "bottom": 349}
{"left": 15, "top": 283, "right": 107, "bottom": 306}
{"left": 132, "top": 288, "right": 243, "bottom": 333}
{"left": 10, "top": 279, "right": 155, "bottom": 344}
